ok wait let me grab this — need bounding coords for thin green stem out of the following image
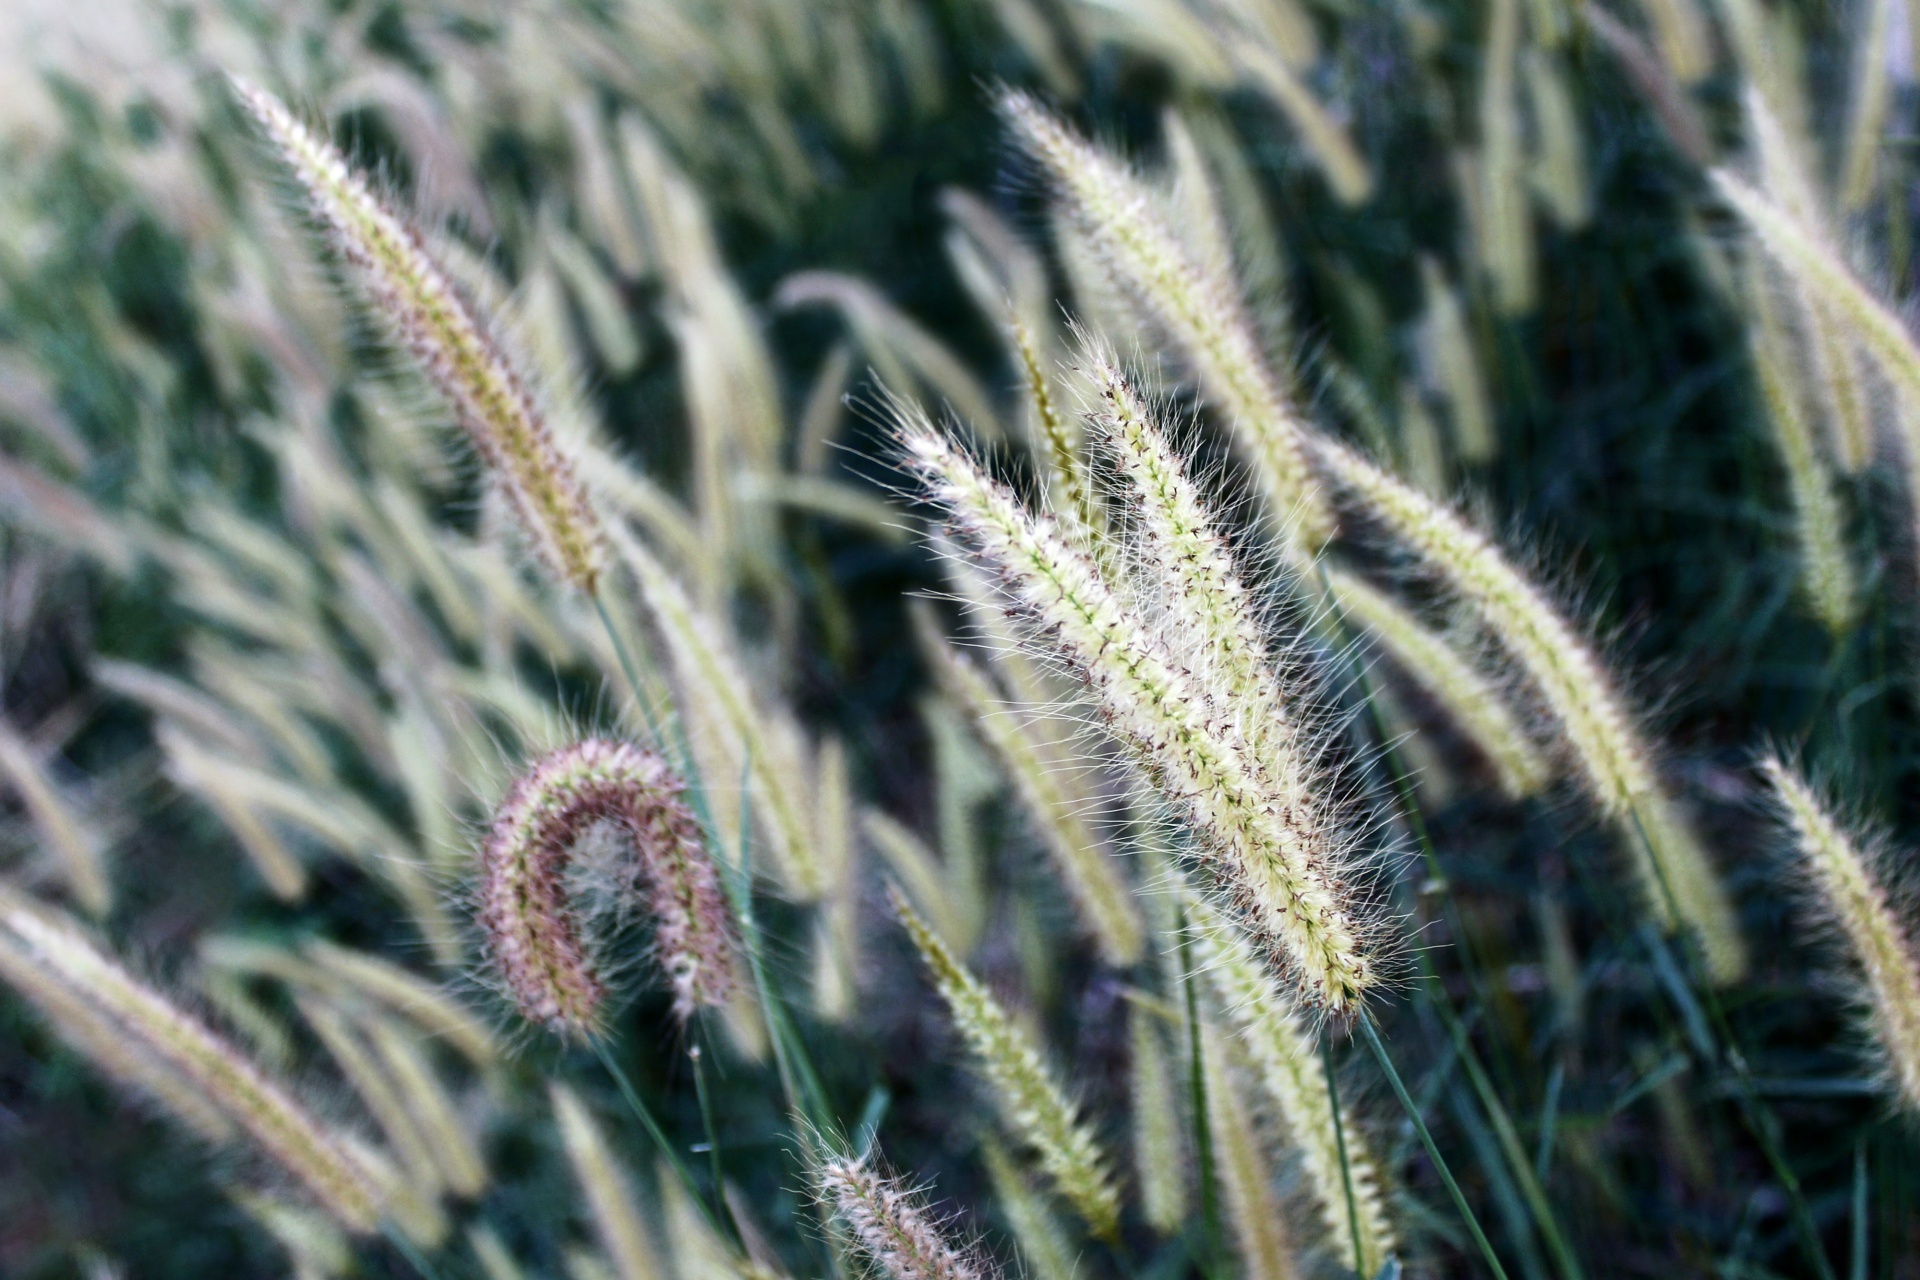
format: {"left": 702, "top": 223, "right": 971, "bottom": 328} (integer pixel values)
{"left": 1358, "top": 1013, "right": 1511, "bottom": 1280}
{"left": 1316, "top": 563, "right": 1585, "bottom": 1280}
{"left": 591, "top": 589, "right": 667, "bottom": 744}
{"left": 690, "top": 1039, "right": 745, "bottom": 1250}
{"left": 589, "top": 1036, "right": 734, "bottom": 1250}
{"left": 1176, "top": 914, "right": 1220, "bottom": 1265}
{"left": 1323, "top": 1024, "right": 1366, "bottom": 1277}
{"left": 1851, "top": 1139, "right": 1869, "bottom": 1280}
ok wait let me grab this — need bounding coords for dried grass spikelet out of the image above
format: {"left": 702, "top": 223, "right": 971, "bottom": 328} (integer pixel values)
{"left": 613, "top": 527, "right": 823, "bottom": 899}
{"left": 1478, "top": 0, "right": 1534, "bottom": 314}
{"left": 1200, "top": 1015, "right": 1304, "bottom": 1280}
{"left": 1712, "top": 168, "right": 1920, "bottom": 406}
{"left": 1127, "top": 996, "right": 1188, "bottom": 1235}
{"left": 233, "top": 1190, "right": 355, "bottom": 1280}
{"left": 1185, "top": 891, "right": 1395, "bottom": 1273}
{"left": 469, "top": 1224, "right": 529, "bottom": 1280}
{"left": 998, "top": 91, "right": 1334, "bottom": 550}
{"left": 1418, "top": 258, "right": 1496, "bottom": 464}
{"left": 814, "top": 1145, "right": 996, "bottom": 1280}
{"left": 1523, "top": 51, "right": 1591, "bottom": 230}
{"left": 1742, "top": 255, "right": 1858, "bottom": 634}
{"left": 978, "top": 1138, "right": 1077, "bottom": 1280}
{"left": 363, "top": 1016, "right": 487, "bottom": 1196}
{"left": 297, "top": 995, "right": 446, "bottom": 1203}
{"left": 551, "top": 1084, "right": 668, "bottom": 1280}
{"left": 892, "top": 887, "right": 1122, "bottom": 1237}
{"left": 301, "top": 939, "right": 499, "bottom": 1070}
{"left": 1322, "top": 566, "right": 1547, "bottom": 798}
{"left": 777, "top": 271, "right": 1004, "bottom": 441}
{"left": 863, "top": 807, "right": 977, "bottom": 954}
{"left": 1839, "top": 0, "right": 1897, "bottom": 212}
{"left": 903, "top": 410, "right": 1379, "bottom": 1009}
{"left": 0, "top": 885, "right": 388, "bottom": 1233}
{"left": 0, "top": 715, "right": 111, "bottom": 914}
{"left": 229, "top": 77, "right": 604, "bottom": 593}
{"left": 1761, "top": 757, "right": 1920, "bottom": 1116}
{"left": 159, "top": 724, "right": 307, "bottom": 901}
{"left": 1741, "top": 89, "right": 1875, "bottom": 477}
{"left": 0, "top": 930, "right": 235, "bottom": 1143}
{"left": 479, "top": 738, "right": 738, "bottom": 1035}
{"left": 1581, "top": 6, "right": 1711, "bottom": 164}
{"left": 1224, "top": 41, "right": 1372, "bottom": 207}
{"left": 1632, "top": 0, "right": 1715, "bottom": 84}
{"left": 1312, "top": 437, "right": 1748, "bottom": 982}
{"left": 921, "top": 624, "right": 1144, "bottom": 966}
{"left": 1085, "top": 355, "right": 1290, "bottom": 742}
{"left": 811, "top": 734, "right": 864, "bottom": 1021}
{"left": 1011, "top": 317, "right": 1097, "bottom": 536}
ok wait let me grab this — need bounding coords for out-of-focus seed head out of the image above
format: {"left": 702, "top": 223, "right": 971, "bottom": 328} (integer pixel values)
{"left": 230, "top": 76, "right": 606, "bottom": 593}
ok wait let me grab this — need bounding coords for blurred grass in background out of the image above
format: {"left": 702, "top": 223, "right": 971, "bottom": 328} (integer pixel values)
{"left": 0, "top": 0, "right": 1917, "bottom": 1277}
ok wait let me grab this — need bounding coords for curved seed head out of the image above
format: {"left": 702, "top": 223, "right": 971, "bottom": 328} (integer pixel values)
{"left": 479, "top": 739, "right": 738, "bottom": 1036}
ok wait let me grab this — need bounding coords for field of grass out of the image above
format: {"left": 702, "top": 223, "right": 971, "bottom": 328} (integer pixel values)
{"left": 1, "top": 1, "right": 1918, "bottom": 1278}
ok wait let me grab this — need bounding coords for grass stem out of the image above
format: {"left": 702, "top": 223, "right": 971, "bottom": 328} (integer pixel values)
{"left": 1358, "top": 1013, "right": 1511, "bottom": 1280}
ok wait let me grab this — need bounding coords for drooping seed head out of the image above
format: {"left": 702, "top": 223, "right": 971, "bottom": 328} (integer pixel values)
{"left": 230, "top": 76, "right": 605, "bottom": 593}
{"left": 479, "top": 739, "right": 738, "bottom": 1036}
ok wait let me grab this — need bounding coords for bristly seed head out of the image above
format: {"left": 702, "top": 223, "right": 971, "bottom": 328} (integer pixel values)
{"left": 479, "top": 739, "right": 737, "bottom": 1036}
{"left": 230, "top": 76, "right": 605, "bottom": 593}
{"left": 815, "top": 1147, "right": 995, "bottom": 1280}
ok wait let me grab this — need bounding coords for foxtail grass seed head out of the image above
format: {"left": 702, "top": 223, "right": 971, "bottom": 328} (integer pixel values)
{"left": 1323, "top": 566, "right": 1546, "bottom": 798}
{"left": 978, "top": 1139, "right": 1078, "bottom": 1280}
{"left": 1762, "top": 758, "right": 1920, "bottom": 1115}
{"left": 904, "top": 410, "right": 1378, "bottom": 1010}
{"left": 1186, "top": 891, "right": 1396, "bottom": 1272}
{"left": 479, "top": 739, "right": 738, "bottom": 1035}
{"left": 1127, "top": 999, "right": 1189, "bottom": 1235}
{"left": 0, "top": 886, "right": 388, "bottom": 1234}
{"left": 1200, "top": 1016, "right": 1304, "bottom": 1280}
{"left": 891, "top": 886, "right": 1123, "bottom": 1237}
{"left": 552, "top": 1084, "right": 669, "bottom": 1280}
{"left": 923, "top": 626, "right": 1144, "bottom": 966}
{"left": 1742, "top": 255, "right": 1858, "bottom": 634}
{"left": 1312, "top": 435, "right": 1747, "bottom": 981}
{"left": 815, "top": 1147, "right": 995, "bottom": 1280}
{"left": 230, "top": 77, "right": 605, "bottom": 593}
{"left": 1714, "top": 168, "right": 1920, "bottom": 410}
{"left": 997, "top": 90, "right": 1334, "bottom": 549}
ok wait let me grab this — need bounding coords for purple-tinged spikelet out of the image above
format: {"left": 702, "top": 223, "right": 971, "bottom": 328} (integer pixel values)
{"left": 230, "top": 77, "right": 604, "bottom": 593}
{"left": 815, "top": 1149, "right": 995, "bottom": 1280}
{"left": 479, "top": 740, "right": 737, "bottom": 1035}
